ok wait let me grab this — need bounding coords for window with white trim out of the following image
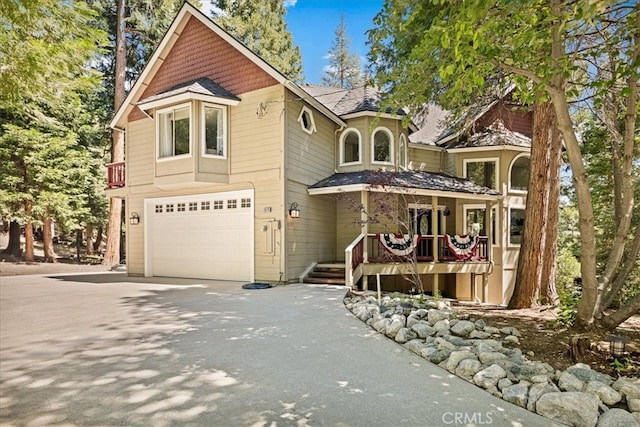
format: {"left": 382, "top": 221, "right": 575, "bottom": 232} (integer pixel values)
{"left": 509, "top": 154, "right": 530, "bottom": 192}
{"left": 463, "top": 205, "right": 497, "bottom": 243}
{"left": 202, "top": 104, "right": 226, "bottom": 157}
{"left": 298, "top": 106, "right": 316, "bottom": 135}
{"left": 157, "top": 104, "right": 191, "bottom": 159}
{"left": 372, "top": 127, "right": 394, "bottom": 164}
{"left": 463, "top": 158, "right": 498, "bottom": 190}
{"left": 399, "top": 134, "right": 407, "bottom": 170}
{"left": 340, "top": 128, "right": 361, "bottom": 165}
{"left": 408, "top": 204, "right": 446, "bottom": 235}
{"left": 509, "top": 208, "right": 525, "bottom": 245}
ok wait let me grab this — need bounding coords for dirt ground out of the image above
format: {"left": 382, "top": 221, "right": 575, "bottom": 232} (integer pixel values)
{"left": 454, "top": 303, "right": 640, "bottom": 378}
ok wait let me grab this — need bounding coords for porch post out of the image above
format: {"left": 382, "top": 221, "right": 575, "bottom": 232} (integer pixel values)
{"left": 362, "top": 190, "right": 369, "bottom": 290}
{"left": 431, "top": 196, "right": 439, "bottom": 262}
{"left": 485, "top": 200, "right": 493, "bottom": 262}
{"left": 431, "top": 196, "right": 439, "bottom": 297}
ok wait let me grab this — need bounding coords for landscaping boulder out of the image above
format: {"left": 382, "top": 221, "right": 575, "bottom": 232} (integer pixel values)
{"left": 445, "top": 350, "right": 477, "bottom": 373}
{"left": 473, "top": 364, "right": 507, "bottom": 389}
{"left": 427, "top": 309, "right": 455, "bottom": 324}
{"left": 411, "top": 322, "right": 436, "bottom": 338}
{"left": 455, "top": 358, "right": 482, "bottom": 380}
{"left": 527, "top": 381, "right": 560, "bottom": 412}
{"left": 559, "top": 371, "right": 585, "bottom": 392}
{"left": 586, "top": 381, "right": 622, "bottom": 406}
{"left": 536, "top": 392, "right": 599, "bottom": 427}
{"left": 450, "top": 320, "right": 475, "bottom": 337}
{"left": 596, "top": 408, "right": 640, "bottom": 427}
{"left": 503, "top": 382, "right": 530, "bottom": 408}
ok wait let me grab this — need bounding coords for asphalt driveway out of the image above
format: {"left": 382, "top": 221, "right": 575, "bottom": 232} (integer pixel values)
{"left": 0, "top": 273, "right": 551, "bottom": 426}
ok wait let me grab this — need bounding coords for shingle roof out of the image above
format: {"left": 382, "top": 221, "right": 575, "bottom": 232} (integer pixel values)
{"left": 302, "top": 84, "right": 405, "bottom": 117}
{"left": 440, "top": 120, "right": 531, "bottom": 149}
{"left": 138, "top": 77, "right": 240, "bottom": 105}
{"left": 309, "top": 170, "right": 501, "bottom": 197}
{"left": 408, "top": 104, "right": 451, "bottom": 146}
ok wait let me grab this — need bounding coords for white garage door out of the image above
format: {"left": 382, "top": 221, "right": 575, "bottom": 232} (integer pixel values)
{"left": 144, "top": 190, "right": 254, "bottom": 281}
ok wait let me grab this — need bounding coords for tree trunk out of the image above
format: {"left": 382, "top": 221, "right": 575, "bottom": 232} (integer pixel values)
{"left": 508, "top": 101, "right": 561, "bottom": 308}
{"left": 86, "top": 224, "right": 94, "bottom": 255}
{"left": 24, "top": 201, "right": 34, "bottom": 262}
{"left": 76, "top": 229, "right": 82, "bottom": 264}
{"left": 2, "top": 221, "right": 22, "bottom": 257}
{"left": 103, "top": 0, "right": 126, "bottom": 268}
{"left": 42, "top": 214, "right": 56, "bottom": 263}
{"left": 94, "top": 226, "right": 103, "bottom": 253}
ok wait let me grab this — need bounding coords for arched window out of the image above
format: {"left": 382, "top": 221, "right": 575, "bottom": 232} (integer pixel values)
{"left": 399, "top": 134, "right": 407, "bottom": 169}
{"left": 340, "top": 128, "right": 361, "bottom": 165}
{"left": 372, "top": 127, "right": 394, "bottom": 165}
{"left": 509, "top": 154, "right": 530, "bottom": 192}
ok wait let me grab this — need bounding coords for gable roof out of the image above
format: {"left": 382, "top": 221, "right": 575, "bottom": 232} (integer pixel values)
{"left": 138, "top": 77, "right": 241, "bottom": 110}
{"left": 440, "top": 120, "right": 531, "bottom": 150}
{"left": 308, "top": 170, "right": 501, "bottom": 201}
{"left": 110, "top": 2, "right": 345, "bottom": 129}
{"left": 302, "top": 84, "right": 409, "bottom": 120}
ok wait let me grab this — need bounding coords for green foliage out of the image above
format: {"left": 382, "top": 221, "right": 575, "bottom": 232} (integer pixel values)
{"left": 0, "top": 0, "right": 107, "bottom": 118}
{"left": 213, "top": 0, "right": 304, "bottom": 82}
{"left": 553, "top": 248, "right": 582, "bottom": 327}
{"left": 321, "top": 14, "right": 363, "bottom": 89}
{"left": 0, "top": 0, "right": 110, "bottom": 243}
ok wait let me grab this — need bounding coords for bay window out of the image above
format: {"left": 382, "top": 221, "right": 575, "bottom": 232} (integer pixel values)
{"left": 203, "top": 104, "right": 226, "bottom": 157}
{"left": 157, "top": 104, "right": 191, "bottom": 159}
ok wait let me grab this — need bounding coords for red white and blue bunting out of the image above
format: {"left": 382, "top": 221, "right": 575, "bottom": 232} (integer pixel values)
{"left": 445, "top": 234, "right": 480, "bottom": 260}
{"left": 379, "top": 234, "right": 419, "bottom": 256}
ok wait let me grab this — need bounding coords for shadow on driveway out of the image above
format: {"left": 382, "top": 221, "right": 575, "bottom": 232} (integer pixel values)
{"left": 0, "top": 275, "right": 551, "bottom": 426}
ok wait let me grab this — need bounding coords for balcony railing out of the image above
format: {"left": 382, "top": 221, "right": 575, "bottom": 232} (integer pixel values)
{"left": 107, "top": 162, "right": 125, "bottom": 188}
{"left": 367, "top": 234, "right": 489, "bottom": 263}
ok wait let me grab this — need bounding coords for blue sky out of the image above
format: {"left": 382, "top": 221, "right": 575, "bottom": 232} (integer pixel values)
{"left": 201, "top": 1, "right": 384, "bottom": 85}
{"left": 284, "top": 0, "right": 384, "bottom": 84}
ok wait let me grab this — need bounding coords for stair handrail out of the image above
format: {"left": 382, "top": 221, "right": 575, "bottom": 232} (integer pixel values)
{"left": 345, "top": 233, "right": 366, "bottom": 288}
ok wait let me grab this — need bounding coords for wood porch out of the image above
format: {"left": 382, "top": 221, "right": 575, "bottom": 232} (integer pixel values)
{"left": 345, "top": 233, "right": 493, "bottom": 303}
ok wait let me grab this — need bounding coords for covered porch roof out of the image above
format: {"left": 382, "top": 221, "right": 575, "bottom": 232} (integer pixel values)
{"left": 308, "top": 170, "right": 502, "bottom": 202}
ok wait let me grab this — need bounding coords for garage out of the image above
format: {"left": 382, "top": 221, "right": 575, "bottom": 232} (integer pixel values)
{"left": 144, "top": 190, "right": 254, "bottom": 281}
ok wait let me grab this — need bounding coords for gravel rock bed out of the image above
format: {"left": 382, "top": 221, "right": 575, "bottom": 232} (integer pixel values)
{"left": 345, "top": 292, "right": 640, "bottom": 427}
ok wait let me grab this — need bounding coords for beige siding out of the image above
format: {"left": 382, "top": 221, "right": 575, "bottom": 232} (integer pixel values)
{"left": 284, "top": 92, "right": 339, "bottom": 278}
{"left": 126, "top": 119, "right": 155, "bottom": 187}
{"left": 231, "top": 86, "right": 284, "bottom": 175}
{"left": 336, "top": 196, "right": 364, "bottom": 260}
{"left": 407, "top": 146, "right": 442, "bottom": 172}
{"left": 124, "top": 85, "right": 288, "bottom": 283}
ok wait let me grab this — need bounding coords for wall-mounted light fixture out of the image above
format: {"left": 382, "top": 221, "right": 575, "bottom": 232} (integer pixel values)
{"left": 288, "top": 202, "right": 300, "bottom": 218}
{"left": 443, "top": 207, "right": 451, "bottom": 217}
{"left": 129, "top": 212, "right": 140, "bottom": 225}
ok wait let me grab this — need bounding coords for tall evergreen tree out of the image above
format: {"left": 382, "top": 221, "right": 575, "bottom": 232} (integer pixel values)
{"left": 322, "top": 13, "right": 362, "bottom": 89}
{"left": 212, "top": 0, "right": 304, "bottom": 82}
{"left": 368, "top": 0, "right": 639, "bottom": 331}
{"left": 0, "top": 0, "right": 107, "bottom": 261}
{"left": 90, "top": 0, "right": 184, "bottom": 266}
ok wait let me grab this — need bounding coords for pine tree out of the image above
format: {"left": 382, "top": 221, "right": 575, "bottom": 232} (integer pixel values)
{"left": 322, "top": 14, "right": 362, "bottom": 89}
{"left": 90, "top": 0, "right": 184, "bottom": 266}
{"left": 212, "top": 0, "right": 304, "bottom": 82}
{"left": 0, "top": 0, "right": 107, "bottom": 261}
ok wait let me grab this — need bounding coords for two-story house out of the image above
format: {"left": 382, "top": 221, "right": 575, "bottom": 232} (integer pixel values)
{"left": 108, "top": 3, "right": 531, "bottom": 305}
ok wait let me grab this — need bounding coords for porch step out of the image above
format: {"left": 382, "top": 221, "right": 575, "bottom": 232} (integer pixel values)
{"left": 305, "top": 263, "right": 346, "bottom": 286}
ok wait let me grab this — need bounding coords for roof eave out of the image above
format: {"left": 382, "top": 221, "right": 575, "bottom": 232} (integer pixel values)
{"left": 138, "top": 92, "right": 241, "bottom": 111}
{"left": 308, "top": 183, "right": 502, "bottom": 202}
{"left": 111, "top": 3, "right": 345, "bottom": 130}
